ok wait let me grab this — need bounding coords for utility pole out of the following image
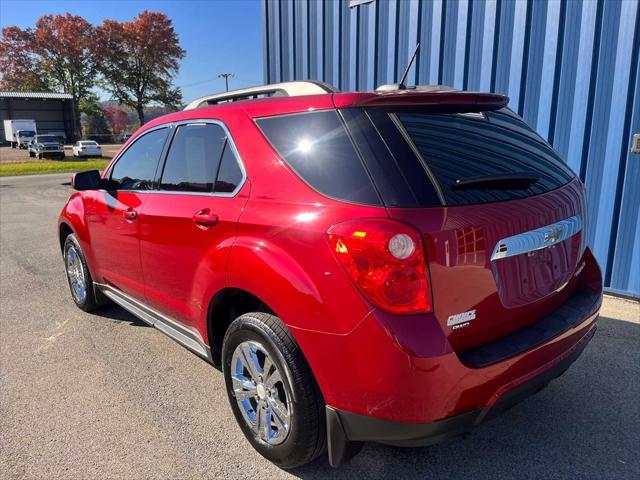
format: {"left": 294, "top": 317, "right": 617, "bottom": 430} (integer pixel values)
{"left": 218, "top": 73, "right": 234, "bottom": 92}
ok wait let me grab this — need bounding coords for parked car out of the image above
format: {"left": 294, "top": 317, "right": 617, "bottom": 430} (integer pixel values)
{"left": 47, "top": 131, "right": 67, "bottom": 144}
{"left": 58, "top": 81, "right": 602, "bottom": 469}
{"left": 3, "top": 119, "right": 37, "bottom": 148}
{"left": 28, "top": 134, "right": 65, "bottom": 159}
{"left": 117, "top": 131, "right": 132, "bottom": 143}
{"left": 72, "top": 140, "right": 102, "bottom": 158}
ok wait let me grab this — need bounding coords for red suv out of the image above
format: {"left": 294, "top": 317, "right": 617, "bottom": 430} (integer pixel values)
{"left": 59, "top": 82, "right": 602, "bottom": 468}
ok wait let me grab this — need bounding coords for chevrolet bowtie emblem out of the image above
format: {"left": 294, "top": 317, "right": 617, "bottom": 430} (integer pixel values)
{"left": 543, "top": 226, "right": 563, "bottom": 245}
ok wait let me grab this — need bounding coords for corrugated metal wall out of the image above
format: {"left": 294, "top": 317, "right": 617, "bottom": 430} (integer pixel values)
{"left": 262, "top": 0, "right": 640, "bottom": 298}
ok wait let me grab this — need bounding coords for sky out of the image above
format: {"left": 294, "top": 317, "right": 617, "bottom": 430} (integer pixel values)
{"left": 0, "top": 0, "right": 264, "bottom": 104}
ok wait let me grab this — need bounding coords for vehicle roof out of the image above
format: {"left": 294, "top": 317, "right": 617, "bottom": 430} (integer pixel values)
{"left": 140, "top": 89, "right": 509, "bottom": 134}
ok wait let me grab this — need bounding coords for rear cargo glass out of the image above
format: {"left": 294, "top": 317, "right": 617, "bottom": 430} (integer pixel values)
{"left": 256, "top": 111, "right": 381, "bottom": 205}
{"left": 394, "top": 108, "right": 575, "bottom": 205}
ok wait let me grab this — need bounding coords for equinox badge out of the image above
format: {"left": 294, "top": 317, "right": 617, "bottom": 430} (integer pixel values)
{"left": 447, "top": 309, "right": 476, "bottom": 329}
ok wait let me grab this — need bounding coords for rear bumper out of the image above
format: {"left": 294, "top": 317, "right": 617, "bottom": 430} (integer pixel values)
{"left": 326, "top": 320, "right": 596, "bottom": 465}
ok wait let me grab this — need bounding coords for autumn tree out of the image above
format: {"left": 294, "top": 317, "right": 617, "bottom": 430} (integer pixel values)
{"left": 94, "top": 11, "right": 185, "bottom": 125}
{"left": 104, "top": 106, "right": 129, "bottom": 135}
{"left": 0, "top": 15, "right": 98, "bottom": 136}
{"left": 0, "top": 27, "right": 50, "bottom": 91}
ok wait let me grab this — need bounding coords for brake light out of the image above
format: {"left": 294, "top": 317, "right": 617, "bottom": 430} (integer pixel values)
{"left": 327, "top": 219, "right": 432, "bottom": 314}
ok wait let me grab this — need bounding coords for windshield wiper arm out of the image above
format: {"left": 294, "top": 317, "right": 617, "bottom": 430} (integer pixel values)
{"left": 452, "top": 173, "right": 539, "bottom": 190}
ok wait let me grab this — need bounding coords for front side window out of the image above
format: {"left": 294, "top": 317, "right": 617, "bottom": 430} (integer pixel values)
{"left": 256, "top": 110, "right": 381, "bottom": 205}
{"left": 160, "top": 123, "right": 227, "bottom": 193}
{"left": 110, "top": 127, "right": 169, "bottom": 190}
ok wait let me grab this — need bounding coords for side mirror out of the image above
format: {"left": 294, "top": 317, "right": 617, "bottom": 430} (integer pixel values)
{"left": 72, "top": 170, "right": 101, "bottom": 190}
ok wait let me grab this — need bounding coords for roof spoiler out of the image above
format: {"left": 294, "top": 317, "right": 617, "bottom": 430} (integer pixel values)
{"left": 334, "top": 91, "right": 510, "bottom": 111}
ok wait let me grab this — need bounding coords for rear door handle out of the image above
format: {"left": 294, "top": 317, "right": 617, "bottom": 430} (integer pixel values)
{"left": 124, "top": 208, "right": 137, "bottom": 220}
{"left": 193, "top": 209, "right": 219, "bottom": 227}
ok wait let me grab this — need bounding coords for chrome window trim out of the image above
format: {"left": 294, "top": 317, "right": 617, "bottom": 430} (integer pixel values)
{"left": 490, "top": 215, "right": 583, "bottom": 261}
{"left": 104, "top": 118, "right": 247, "bottom": 198}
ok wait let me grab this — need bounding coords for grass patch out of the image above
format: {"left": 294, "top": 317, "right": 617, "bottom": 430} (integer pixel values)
{"left": 0, "top": 159, "right": 110, "bottom": 177}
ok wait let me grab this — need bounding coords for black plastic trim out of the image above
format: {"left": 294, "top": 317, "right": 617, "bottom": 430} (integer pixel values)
{"left": 326, "top": 322, "right": 596, "bottom": 465}
{"left": 458, "top": 288, "right": 601, "bottom": 368}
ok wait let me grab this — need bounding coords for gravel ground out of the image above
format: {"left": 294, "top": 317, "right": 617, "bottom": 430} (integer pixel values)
{"left": 1, "top": 173, "right": 639, "bottom": 480}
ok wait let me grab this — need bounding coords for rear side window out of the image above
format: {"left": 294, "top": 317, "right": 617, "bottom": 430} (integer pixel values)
{"left": 110, "top": 127, "right": 169, "bottom": 190}
{"left": 215, "top": 142, "right": 244, "bottom": 193}
{"left": 395, "top": 109, "right": 575, "bottom": 205}
{"left": 160, "top": 123, "right": 226, "bottom": 192}
{"left": 256, "top": 111, "right": 381, "bottom": 205}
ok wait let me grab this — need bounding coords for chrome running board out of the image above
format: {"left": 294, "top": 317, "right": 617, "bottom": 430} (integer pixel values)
{"left": 95, "top": 283, "right": 213, "bottom": 362}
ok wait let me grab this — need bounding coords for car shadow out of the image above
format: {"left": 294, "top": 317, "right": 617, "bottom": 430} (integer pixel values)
{"left": 90, "top": 303, "right": 150, "bottom": 328}
{"left": 290, "top": 315, "right": 639, "bottom": 480}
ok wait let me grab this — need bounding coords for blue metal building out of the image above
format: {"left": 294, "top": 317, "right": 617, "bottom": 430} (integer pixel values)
{"left": 262, "top": 0, "right": 640, "bottom": 298}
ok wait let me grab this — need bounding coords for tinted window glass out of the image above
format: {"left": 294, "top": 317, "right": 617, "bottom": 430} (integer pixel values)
{"left": 160, "top": 124, "right": 226, "bottom": 192}
{"left": 256, "top": 110, "right": 380, "bottom": 205}
{"left": 343, "top": 108, "right": 441, "bottom": 207}
{"left": 215, "top": 142, "right": 243, "bottom": 193}
{"left": 396, "top": 109, "right": 575, "bottom": 205}
{"left": 111, "top": 128, "right": 169, "bottom": 190}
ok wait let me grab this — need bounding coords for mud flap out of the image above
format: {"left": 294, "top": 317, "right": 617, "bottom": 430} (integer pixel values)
{"left": 326, "top": 406, "right": 364, "bottom": 467}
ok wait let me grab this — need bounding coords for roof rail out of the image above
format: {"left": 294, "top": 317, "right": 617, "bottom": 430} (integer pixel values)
{"left": 184, "top": 81, "right": 339, "bottom": 110}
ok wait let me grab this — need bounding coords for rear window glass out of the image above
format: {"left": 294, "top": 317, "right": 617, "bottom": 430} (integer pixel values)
{"left": 395, "top": 109, "right": 575, "bottom": 205}
{"left": 256, "top": 111, "right": 381, "bottom": 205}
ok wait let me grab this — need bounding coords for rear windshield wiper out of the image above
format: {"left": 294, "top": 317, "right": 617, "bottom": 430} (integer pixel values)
{"left": 452, "top": 173, "right": 539, "bottom": 190}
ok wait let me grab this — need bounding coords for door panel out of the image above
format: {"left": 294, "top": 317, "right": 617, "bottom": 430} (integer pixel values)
{"left": 86, "top": 126, "right": 170, "bottom": 300}
{"left": 86, "top": 190, "right": 146, "bottom": 298}
{"left": 138, "top": 121, "right": 248, "bottom": 329}
{"left": 139, "top": 189, "right": 249, "bottom": 326}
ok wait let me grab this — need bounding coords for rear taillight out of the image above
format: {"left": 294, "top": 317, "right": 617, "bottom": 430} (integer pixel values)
{"left": 327, "top": 219, "right": 432, "bottom": 314}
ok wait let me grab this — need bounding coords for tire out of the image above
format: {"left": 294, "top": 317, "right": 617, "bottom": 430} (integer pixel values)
{"left": 37, "top": 153, "right": 42, "bottom": 159}
{"left": 63, "top": 234, "right": 100, "bottom": 312}
{"left": 222, "top": 313, "right": 326, "bottom": 469}
{"left": 29, "top": 151, "right": 34, "bottom": 158}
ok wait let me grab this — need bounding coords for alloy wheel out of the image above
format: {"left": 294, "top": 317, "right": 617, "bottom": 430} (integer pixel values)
{"left": 65, "top": 246, "right": 86, "bottom": 304}
{"left": 231, "top": 340, "right": 291, "bottom": 445}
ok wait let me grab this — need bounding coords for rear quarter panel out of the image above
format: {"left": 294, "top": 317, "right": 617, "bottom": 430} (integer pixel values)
{"left": 219, "top": 106, "right": 385, "bottom": 335}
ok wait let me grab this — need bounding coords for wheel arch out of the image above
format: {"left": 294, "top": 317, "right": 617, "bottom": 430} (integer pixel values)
{"left": 206, "top": 287, "right": 276, "bottom": 366}
{"left": 59, "top": 221, "right": 74, "bottom": 253}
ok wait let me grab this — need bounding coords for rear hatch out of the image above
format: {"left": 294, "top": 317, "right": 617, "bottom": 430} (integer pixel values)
{"left": 339, "top": 98, "right": 586, "bottom": 351}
